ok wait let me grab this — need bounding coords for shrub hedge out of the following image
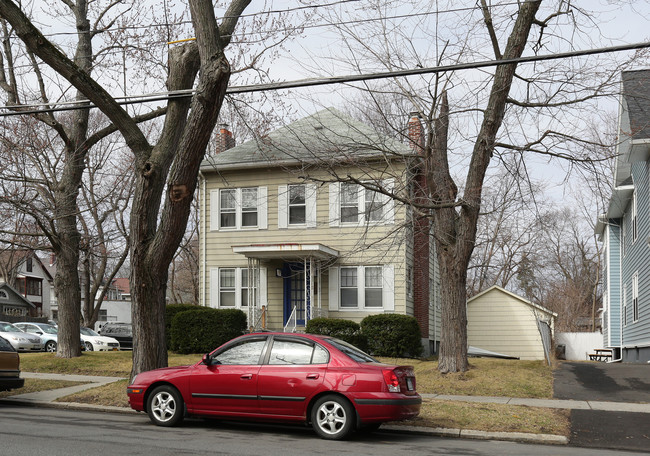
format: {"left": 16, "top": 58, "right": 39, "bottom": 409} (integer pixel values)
{"left": 305, "top": 317, "right": 368, "bottom": 351}
{"left": 360, "top": 314, "right": 423, "bottom": 358}
{"left": 165, "top": 304, "right": 207, "bottom": 349}
{"left": 169, "top": 307, "right": 247, "bottom": 354}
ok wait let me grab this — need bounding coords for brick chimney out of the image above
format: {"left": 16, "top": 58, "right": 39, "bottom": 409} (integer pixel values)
{"left": 407, "top": 111, "right": 425, "bottom": 155}
{"left": 215, "top": 124, "right": 235, "bottom": 154}
{"left": 408, "top": 111, "right": 431, "bottom": 350}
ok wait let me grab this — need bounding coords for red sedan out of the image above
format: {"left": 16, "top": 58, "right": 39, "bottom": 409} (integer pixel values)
{"left": 127, "top": 332, "right": 421, "bottom": 440}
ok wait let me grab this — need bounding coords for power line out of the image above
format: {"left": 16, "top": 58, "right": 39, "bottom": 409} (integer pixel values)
{"left": 0, "top": 1, "right": 522, "bottom": 73}
{"left": 1, "top": 40, "right": 648, "bottom": 117}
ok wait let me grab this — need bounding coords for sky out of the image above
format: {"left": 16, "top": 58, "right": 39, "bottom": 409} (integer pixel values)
{"left": 5, "top": 0, "right": 650, "bottom": 228}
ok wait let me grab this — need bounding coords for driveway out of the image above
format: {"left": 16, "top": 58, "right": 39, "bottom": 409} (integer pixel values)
{"left": 554, "top": 361, "right": 650, "bottom": 452}
{"left": 554, "top": 361, "right": 650, "bottom": 403}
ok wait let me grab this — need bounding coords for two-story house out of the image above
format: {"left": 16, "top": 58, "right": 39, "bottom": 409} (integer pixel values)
{"left": 0, "top": 250, "right": 54, "bottom": 318}
{"left": 596, "top": 69, "right": 650, "bottom": 363}
{"left": 199, "top": 108, "right": 441, "bottom": 355}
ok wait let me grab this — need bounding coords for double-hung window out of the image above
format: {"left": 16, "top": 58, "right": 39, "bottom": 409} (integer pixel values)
{"left": 340, "top": 183, "right": 359, "bottom": 224}
{"left": 211, "top": 187, "right": 267, "bottom": 230}
{"left": 289, "top": 185, "right": 306, "bottom": 224}
{"left": 330, "top": 265, "right": 394, "bottom": 311}
{"left": 219, "top": 269, "right": 237, "bottom": 307}
{"left": 241, "top": 188, "right": 258, "bottom": 227}
{"left": 211, "top": 267, "right": 266, "bottom": 309}
{"left": 340, "top": 267, "right": 358, "bottom": 308}
{"left": 278, "top": 184, "right": 317, "bottom": 228}
{"left": 329, "top": 180, "right": 394, "bottom": 226}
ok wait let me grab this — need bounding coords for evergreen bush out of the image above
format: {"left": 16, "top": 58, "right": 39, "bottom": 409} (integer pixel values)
{"left": 360, "top": 314, "right": 423, "bottom": 358}
{"left": 305, "top": 317, "right": 368, "bottom": 351}
{"left": 170, "top": 308, "right": 247, "bottom": 354}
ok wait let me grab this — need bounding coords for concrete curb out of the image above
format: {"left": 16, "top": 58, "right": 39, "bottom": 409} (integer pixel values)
{"left": 382, "top": 424, "right": 568, "bottom": 445}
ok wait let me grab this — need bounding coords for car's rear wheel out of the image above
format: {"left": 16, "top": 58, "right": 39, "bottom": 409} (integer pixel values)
{"left": 147, "top": 385, "right": 184, "bottom": 427}
{"left": 45, "top": 341, "right": 57, "bottom": 352}
{"left": 84, "top": 341, "right": 94, "bottom": 351}
{"left": 311, "top": 394, "right": 355, "bottom": 440}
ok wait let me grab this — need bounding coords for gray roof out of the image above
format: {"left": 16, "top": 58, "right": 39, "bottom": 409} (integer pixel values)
{"left": 201, "top": 107, "right": 412, "bottom": 172}
{"left": 622, "top": 69, "right": 650, "bottom": 140}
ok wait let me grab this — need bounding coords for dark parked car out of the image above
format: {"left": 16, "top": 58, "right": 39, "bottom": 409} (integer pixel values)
{"left": 99, "top": 322, "right": 132, "bottom": 350}
{"left": 0, "top": 335, "right": 25, "bottom": 392}
{"left": 127, "top": 332, "right": 421, "bottom": 440}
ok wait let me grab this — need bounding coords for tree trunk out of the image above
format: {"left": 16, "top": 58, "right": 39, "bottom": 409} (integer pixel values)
{"left": 431, "top": 0, "right": 541, "bottom": 373}
{"left": 53, "top": 170, "right": 83, "bottom": 357}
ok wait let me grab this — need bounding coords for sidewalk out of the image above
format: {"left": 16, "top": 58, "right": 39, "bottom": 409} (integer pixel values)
{"left": 4, "top": 372, "right": 649, "bottom": 446}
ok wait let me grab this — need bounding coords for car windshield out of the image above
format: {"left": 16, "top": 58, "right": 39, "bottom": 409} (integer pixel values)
{"left": 325, "top": 338, "right": 378, "bottom": 363}
{"left": 0, "top": 322, "right": 22, "bottom": 332}
{"left": 0, "top": 336, "right": 14, "bottom": 351}
{"left": 80, "top": 327, "right": 99, "bottom": 336}
{"left": 39, "top": 325, "right": 58, "bottom": 334}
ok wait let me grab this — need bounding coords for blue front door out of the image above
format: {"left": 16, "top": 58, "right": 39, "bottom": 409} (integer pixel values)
{"left": 283, "top": 263, "right": 306, "bottom": 326}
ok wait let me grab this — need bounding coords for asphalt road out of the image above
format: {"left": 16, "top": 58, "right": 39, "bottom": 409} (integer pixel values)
{"left": 554, "top": 361, "right": 650, "bottom": 452}
{"left": 0, "top": 404, "right": 641, "bottom": 456}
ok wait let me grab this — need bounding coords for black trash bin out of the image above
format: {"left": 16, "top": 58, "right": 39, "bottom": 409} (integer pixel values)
{"left": 555, "top": 344, "right": 566, "bottom": 360}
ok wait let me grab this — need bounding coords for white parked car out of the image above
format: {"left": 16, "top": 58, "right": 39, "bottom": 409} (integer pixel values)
{"left": 0, "top": 321, "right": 42, "bottom": 352}
{"left": 14, "top": 322, "right": 59, "bottom": 352}
{"left": 80, "top": 327, "right": 120, "bottom": 351}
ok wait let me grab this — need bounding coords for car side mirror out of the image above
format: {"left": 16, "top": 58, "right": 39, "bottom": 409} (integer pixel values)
{"left": 202, "top": 353, "right": 212, "bottom": 365}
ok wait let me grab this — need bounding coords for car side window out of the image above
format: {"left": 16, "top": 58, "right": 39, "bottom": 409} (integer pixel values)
{"left": 215, "top": 340, "right": 266, "bottom": 365}
{"left": 268, "top": 340, "right": 329, "bottom": 365}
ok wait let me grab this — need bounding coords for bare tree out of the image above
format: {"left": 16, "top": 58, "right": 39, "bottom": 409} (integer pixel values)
{"left": 306, "top": 0, "right": 646, "bottom": 372}
{"left": 0, "top": 0, "right": 305, "bottom": 377}
{"left": 0, "top": 0, "right": 167, "bottom": 357}
{"left": 78, "top": 138, "right": 134, "bottom": 328}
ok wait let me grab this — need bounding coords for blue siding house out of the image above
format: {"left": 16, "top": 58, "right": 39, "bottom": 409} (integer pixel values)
{"left": 596, "top": 69, "right": 650, "bottom": 362}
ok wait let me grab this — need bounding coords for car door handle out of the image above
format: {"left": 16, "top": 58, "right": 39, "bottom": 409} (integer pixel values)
{"left": 306, "top": 373, "right": 320, "bottom": 379}
{"left": 240, "top": 374, "right": 253, "bottom": 380}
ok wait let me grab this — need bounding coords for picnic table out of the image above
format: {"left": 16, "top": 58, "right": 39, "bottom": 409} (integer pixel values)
{"left": 589, "top": 348, "right": 612, "bottom": 362}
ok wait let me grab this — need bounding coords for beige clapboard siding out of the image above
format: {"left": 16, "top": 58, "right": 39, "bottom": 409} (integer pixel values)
{"left": 201, "top": 164, "right": 410, "bottom": 323}
{"left": 467, "top": 287, "right": 554, "bottom": 361}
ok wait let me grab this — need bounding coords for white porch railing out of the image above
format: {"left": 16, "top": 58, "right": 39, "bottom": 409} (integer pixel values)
{"left": 284, "top": 306, "right": 297, "bottom": 333}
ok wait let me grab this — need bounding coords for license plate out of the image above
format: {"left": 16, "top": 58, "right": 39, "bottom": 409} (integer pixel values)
{"left": 406, "top": 377, "right": 414, "bottom": 391}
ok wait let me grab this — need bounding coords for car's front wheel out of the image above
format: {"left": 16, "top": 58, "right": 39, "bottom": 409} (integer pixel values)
{"left": 84, "top": 341, "right": 94, "bottom": 351}
{"left": 147, "top": 385, "right": 184, "bottom": 427}
{"left": 311, "top": 394, "right": 355, "bottom": 440}
{"left": 45, "top": 341, "right": 57, "bottom": 352}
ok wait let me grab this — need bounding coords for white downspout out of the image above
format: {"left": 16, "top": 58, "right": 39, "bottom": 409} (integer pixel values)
{"left": 199, "top": 171, "right": 206, "bottom": 307}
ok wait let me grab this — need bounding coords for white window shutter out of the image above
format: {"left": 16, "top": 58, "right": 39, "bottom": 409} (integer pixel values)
{"left": 328, "top": 266, "right": 339, "bottom": 311}
{"left": 259, "top": 267, "right": 268, "bottom": 307}
{"left": 383, "top": 265, "right": 394, "bottom": 311}
{"left": 210, "top": 190, "right": 219, "bottom": 231}
{"left": 278, "top": 185, "right": 288, "bottom": 229}
{"left": 306, "top": 184, "right": 317, "bottom": 228}
{"left": 258, "top": 186, "right": 268, "bottom": 230}
{"left": 329, "top": 183, "right": 340, "bottom": 227}
{"left": 384, "top": 179, "right": 395, "bottom": 225}
{"left": 210, "top": 269, "right": 219, "bottom": 308}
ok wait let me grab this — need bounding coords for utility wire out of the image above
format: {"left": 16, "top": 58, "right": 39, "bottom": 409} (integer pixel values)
{"left": 1, "top": 40, "right": 648, "bottom": 117}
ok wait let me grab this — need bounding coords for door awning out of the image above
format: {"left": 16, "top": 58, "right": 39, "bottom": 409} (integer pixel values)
{"left": 232, "top": 243, "right": 339, "bottom": 260}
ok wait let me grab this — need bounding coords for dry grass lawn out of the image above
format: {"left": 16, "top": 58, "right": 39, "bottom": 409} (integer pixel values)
{"left": 17, "top": 351, "right": 568, "bottom": 436}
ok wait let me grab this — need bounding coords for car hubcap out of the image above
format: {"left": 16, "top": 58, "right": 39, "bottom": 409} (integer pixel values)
{"left": 152, "top": 392, "right": 176, "bottom": 422}
{"left": 316, "top": 401, "right": 346, "bottom": 435}
{"left": 46, "top": 342, "right": 56, "bottom": 352}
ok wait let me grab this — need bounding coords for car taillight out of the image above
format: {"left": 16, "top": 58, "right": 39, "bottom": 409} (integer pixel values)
{"left": 383, "top": 369, "right": 401, "bottom": 393}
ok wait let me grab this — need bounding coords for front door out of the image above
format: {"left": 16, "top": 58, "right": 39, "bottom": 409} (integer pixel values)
{"left": 283, "top": 263, "right": 306, "bottom": 326}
